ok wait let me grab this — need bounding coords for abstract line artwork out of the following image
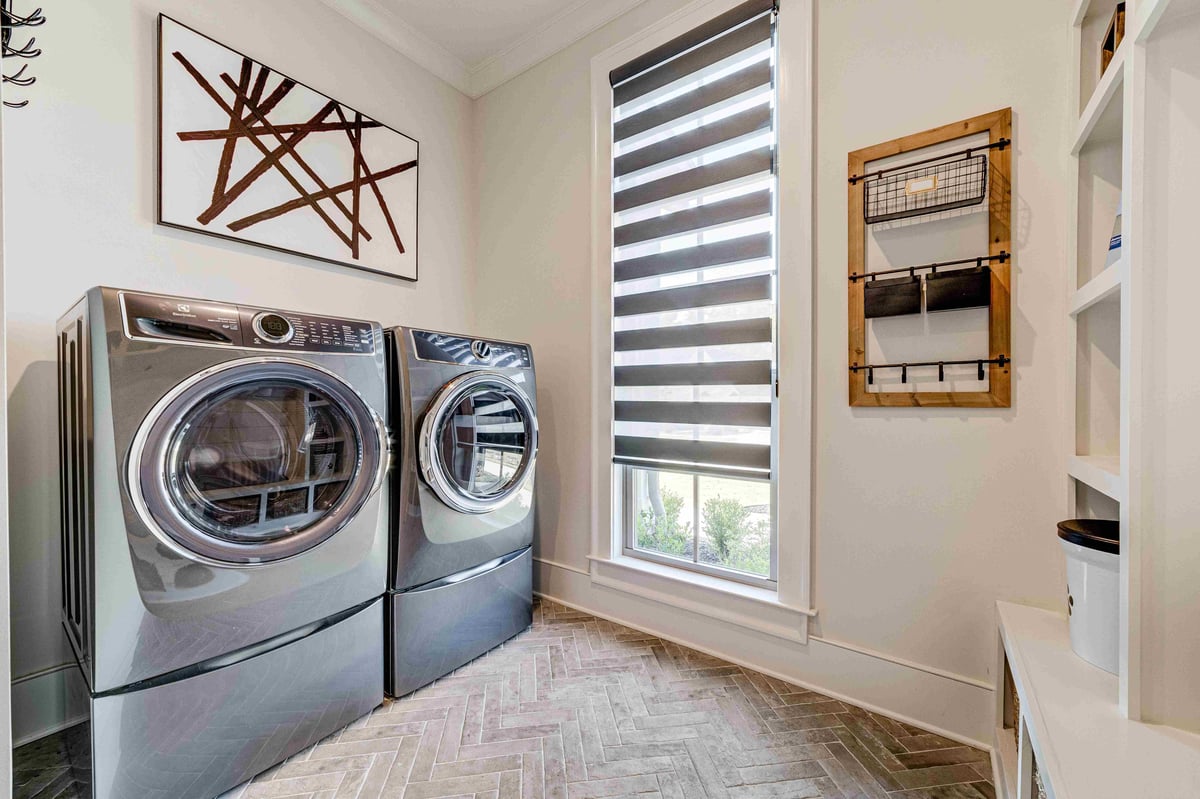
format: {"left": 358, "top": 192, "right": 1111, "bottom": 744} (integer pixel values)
{"left": 158, "top": 16, "right": 419, "bottom": 281}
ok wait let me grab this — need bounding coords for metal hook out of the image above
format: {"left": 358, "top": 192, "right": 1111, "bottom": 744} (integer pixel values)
{"left": 3, "top": 62, "right": 33, "bottom": 85}
{"left": 901, "top": 364, "right": 908, "bottom": 384}
{"left": 938, "top": 362, "right": 945, "bottom": 382}
{"left": 1, "top": 6, "right": 43, "bottom": 26}
{"left": 867, "top": 367, "right": 873, "bottom": 386}
{"left": 977, "top": 360, "right": 985, "bottom": 381}
{"left": 3, "top": 35, "right": 40, "bottom": 58}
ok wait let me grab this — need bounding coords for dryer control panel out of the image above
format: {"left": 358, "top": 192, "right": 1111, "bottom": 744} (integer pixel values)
{"left": 121, "top": 291, "right": 376, "bottom": 354}
{"left": 411, "top": 330, "right": 532, "bottom": 368}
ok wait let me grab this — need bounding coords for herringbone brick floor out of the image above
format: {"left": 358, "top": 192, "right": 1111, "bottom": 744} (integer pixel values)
{"left": 14, "top": 598, "right": 995, "bottom": 798}
{"left": 221, "top": 598, "right": 994, "bottom": 799}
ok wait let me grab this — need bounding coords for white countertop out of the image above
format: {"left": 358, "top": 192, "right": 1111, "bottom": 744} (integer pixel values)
{"left": 997, "top": 601, "right": 1200, "bottom": 799}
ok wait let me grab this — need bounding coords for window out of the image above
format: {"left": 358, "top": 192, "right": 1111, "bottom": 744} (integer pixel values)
{"left": 608, "top": 0, "right": 777, "bottom": 587}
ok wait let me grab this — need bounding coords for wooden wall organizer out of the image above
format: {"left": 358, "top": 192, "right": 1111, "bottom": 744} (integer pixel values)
{"left": 847, "top": 107, "right": 1012, "bottom": 408}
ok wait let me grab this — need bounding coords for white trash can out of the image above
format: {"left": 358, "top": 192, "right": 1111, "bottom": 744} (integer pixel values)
{"left": 1057, "top": 519, "right": 1120, "bottom": 674}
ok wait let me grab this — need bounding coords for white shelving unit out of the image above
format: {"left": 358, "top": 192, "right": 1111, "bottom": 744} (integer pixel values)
{"left": 994, "top": 1, "right": 1200, "bottom": 795}
{"left": 1065, "top": 0, "right": 1137, "bottom": 717}
{"left": 994, "top": 602, "right": 1200, "bottom": 799}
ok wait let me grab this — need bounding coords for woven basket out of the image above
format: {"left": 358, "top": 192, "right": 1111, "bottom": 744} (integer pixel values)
{"left": 1033, "top": 757, "right": 1049, "bottom": 799}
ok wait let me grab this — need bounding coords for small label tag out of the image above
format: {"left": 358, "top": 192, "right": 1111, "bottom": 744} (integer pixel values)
{"left": 905, "top": 175, "right": 938, "bottom": 195}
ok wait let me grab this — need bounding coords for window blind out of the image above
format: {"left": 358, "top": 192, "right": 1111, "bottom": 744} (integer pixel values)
{"left": 610, "top": 0, "right": 776, "bottom": 480}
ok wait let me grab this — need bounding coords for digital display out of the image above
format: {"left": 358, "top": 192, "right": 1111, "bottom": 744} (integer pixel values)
{"left": 258, "top": 314, "right": 291, "bottom": 338}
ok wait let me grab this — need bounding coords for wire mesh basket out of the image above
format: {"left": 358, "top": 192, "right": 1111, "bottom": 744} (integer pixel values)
{"left": 863, "top": 151, "right": 988, "bottom": 224}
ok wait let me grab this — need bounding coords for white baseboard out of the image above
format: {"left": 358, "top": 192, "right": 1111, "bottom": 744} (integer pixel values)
{"left": 11, "top": 662, "right": 89, "bottom": 748}
{"left": 534, "top": 556, "right": 995, "bottom": 749}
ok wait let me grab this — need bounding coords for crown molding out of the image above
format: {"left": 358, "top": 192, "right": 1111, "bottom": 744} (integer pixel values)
{"left": 319, "top": 0, "right": 647, "bottom": 98}
{"left": 466, "top": 0, "right": 647, "bottom": 97}
{"left": 319, "top": 0, "right": 473, "bottom": 95}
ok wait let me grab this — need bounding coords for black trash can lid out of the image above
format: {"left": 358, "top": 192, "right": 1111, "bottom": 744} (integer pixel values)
{"left": 1057, "top": 519, "right": 1119, "bottom": 555}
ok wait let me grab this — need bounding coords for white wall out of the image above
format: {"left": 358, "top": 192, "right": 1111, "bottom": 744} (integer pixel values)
{"left": 808, "top": 0, "right": 1068, "bottom": 682}
{"left": 4, "top": 0, "right": 477, "bottom": 744}
{"left": 474, "top": 0, "right": 1071, "bottom": 742}
{"left": 1, "top": 86, "right": 13, "bottom": 792}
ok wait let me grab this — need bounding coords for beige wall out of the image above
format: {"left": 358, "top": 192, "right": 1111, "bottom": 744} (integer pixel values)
{"left": 475, "top": 0, "right": 1071, "bottom": 736}
{"left": 4, "top": 0, "right": 476, "bottom": 741}
{"left": 808, "top": 0, "right": 1068, "bottom": 681}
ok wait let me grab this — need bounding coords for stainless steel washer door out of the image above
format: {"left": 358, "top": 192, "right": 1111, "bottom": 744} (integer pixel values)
{"left": 129, "top": 358, "right": 387, "bottom": 565}
{"left": 418, "top": 371, "right": 537, "bottom": 515}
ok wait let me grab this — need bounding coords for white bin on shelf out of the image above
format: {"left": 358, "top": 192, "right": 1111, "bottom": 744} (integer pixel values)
{"left": 1057, "top": 519, "right": 1120, "bottom": 674}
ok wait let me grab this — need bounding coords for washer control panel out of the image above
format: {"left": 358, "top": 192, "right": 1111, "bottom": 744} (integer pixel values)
{"left": 252, "top": 312, "right": 295, "bottom": 344}
{"left": 411, "top": 330, "right": 532, "bottom": 368}
{"left": 242, "top": 308, "right": 375, "bottom": 354}
{"left": 121, "top": 290, "right": 376, "bottom": 354}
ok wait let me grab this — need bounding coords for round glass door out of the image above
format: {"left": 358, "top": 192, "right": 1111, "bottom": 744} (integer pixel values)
{"left": 131, "top": 360, "right": 386, "bottom": 564}
{"left": 419, "top": 372, "right": 537, "bottom": 514}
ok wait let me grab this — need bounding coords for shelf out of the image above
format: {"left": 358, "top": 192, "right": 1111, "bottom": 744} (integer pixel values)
{"left": 1072, "top": 42, "right": 1125, "bottom": 155}
{"left": 997, "top": 602, "right": 1200, "bottom": 799}
{"left": 1070, "top": 257, "right": 1125, "bottom": 316}
{"left": 1135, "top": 0, "right": 1200, "bottom": 42}
{"left": 1068, "top": 454, "right": 1122, "bottom": 501}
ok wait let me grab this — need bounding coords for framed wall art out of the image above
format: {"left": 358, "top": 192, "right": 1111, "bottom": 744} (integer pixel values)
{"left": 158, "top": 15, "right": 419, "bottom": 281}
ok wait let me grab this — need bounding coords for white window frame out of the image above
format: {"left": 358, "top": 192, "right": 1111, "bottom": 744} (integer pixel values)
{"left": 588, "top": 0, "right": 814, "bottom": 639}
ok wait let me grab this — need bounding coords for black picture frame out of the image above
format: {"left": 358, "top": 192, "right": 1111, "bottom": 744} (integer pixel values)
{"left": 156, "top": 14, "right": 420, "bottom": 282}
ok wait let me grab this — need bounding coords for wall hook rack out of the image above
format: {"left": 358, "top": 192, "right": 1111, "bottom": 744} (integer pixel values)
{"left": 851, "top": 356, "right": 1010, "bottom": 385}
{"left": 846, "top": 108, "right": 1013, "bottom": 407}
{"left": 849, "top": 252, "right": 1010, "bottom": 283}
{"left": 1, "top": 0, "right": 44, "bottom": 108}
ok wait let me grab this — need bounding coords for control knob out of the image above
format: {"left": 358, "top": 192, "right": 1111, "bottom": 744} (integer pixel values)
{"left": 252, "top": 312, "right": 294, "bottom": 344}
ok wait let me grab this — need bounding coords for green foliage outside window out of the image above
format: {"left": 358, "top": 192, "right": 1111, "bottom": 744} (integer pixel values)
{"left": 636, "top": 487, "right": 691, "bottom": 557}
{"left": 701, "top": 496, "right": 770, "bottom": 576}
{"left": 636, "top": 482, "right": 770, "bottom": 577}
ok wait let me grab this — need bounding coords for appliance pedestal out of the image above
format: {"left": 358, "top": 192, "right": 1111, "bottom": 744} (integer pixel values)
{"left": 386, "top": 547, "right": 532, "bottom": 697}
{"left": 73, "top": 599, "right": 382, "bottom": 799}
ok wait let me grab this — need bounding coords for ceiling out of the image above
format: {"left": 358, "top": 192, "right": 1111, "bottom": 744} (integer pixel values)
{"left": 320, "top": 0, "right": 648, "bottom": 98}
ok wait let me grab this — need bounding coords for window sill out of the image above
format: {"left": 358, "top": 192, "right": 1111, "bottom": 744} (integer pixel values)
{"left": 586, "top": 554, "right": 815, "bottom": 643}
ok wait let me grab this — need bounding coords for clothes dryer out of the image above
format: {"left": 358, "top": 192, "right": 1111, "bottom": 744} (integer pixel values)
{"left": 385, "top": 328, "right": 536, "bottom": 697}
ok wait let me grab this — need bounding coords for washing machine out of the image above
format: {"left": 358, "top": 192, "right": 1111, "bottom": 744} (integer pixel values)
{"left": 57, "top": 287, "right": 390, "bottom": 799}
{"left": 385, "top": 327, "right": 537, "bottom": 697}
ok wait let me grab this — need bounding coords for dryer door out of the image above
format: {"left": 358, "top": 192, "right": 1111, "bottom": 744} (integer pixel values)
{"left": 419, "top": 371, "right": 537, "bottom": 514}
{"left": 130, "top": 359, "right": 387, "bottom": 565}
